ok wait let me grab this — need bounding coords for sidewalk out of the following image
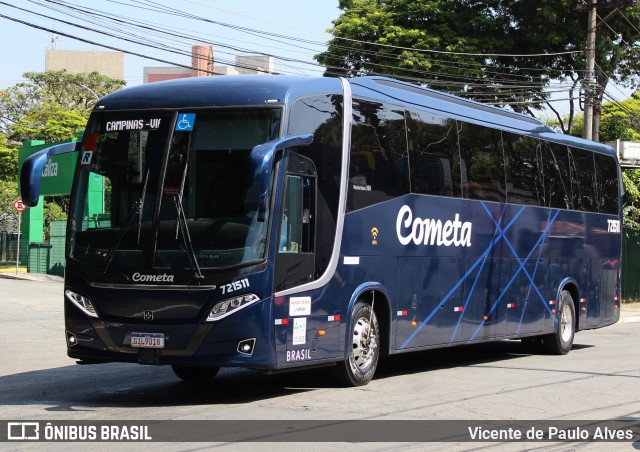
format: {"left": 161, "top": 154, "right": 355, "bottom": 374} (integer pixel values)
{"left": 0, "top": 270, "right": 64, "bottom": 283}
{"left": 1, "top": 270, "right": 639, "bottom": 323}
{"left": 618, "top": 301, "right": 640, "bottom": 324}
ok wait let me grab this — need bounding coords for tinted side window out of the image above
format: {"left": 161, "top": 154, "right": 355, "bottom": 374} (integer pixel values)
{"left": 458, "top": 122, "right": 506, "bottom": 202}
{"left": 348, "top": 99, "right": 409, "bottom": 211}
{"left": 503, "top": 134, "right": 543, "bottom": 206}
{"left": 406, "top": 109, "right": 461, "bottom": 198}
{"left": 594, "top": 153, "right": 619, "bottom": 215}
{"left": 542, "top": 142, "right": 572, "bottom": 210}
{"left": 570, "top": 147, "right": 596, "bottom": 212}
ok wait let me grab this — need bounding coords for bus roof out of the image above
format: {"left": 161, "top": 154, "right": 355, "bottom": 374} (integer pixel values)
{"left": 95, "top": 75, "right": 341, "bottom": 110}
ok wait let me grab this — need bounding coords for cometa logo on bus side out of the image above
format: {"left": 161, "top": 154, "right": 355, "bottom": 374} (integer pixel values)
{"left": 396, "top": 205, "right": 472, "bottom": 247}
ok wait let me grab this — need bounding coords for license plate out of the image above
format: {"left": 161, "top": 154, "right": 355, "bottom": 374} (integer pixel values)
{"left": 130, "top": 333, "right": 165, "bottom": 348}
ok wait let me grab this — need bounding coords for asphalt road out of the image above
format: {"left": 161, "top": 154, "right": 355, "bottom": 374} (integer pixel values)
{"left": 1, "top": 277, "right": 639, "bottom": 450}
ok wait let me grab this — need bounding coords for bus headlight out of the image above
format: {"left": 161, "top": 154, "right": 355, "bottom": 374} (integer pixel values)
{"left": 207, "top": 294, "right": 260, "bottom": 322}
{"left": 65, "top": 289, "right": 99, "bottom": 318}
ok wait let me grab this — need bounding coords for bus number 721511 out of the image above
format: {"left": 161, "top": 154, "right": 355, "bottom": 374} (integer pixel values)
{"left": 221, "top": 278, "right": 250, "bottom": 295}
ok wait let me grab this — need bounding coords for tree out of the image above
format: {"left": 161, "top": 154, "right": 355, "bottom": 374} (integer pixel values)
{"left": 0, "top": 132, "right": 17, "bottom": 181}
{"left": 0, "top": 179, "right": 17, "bottom": 230}
{"left": 590, "top": 93, "right": 640, "bottom": 236}
{"left": 43, "top": 199, "right": 67, "bottom": 241}
{"left": 316, "top": 0, "right": 640, "bottom": 135}
{"left": 598, "top": 92, "right": 640, "bottom": 143}
{"left": 0, "top": 70, "right": 125, "bottom": 141}
{"left": 0, "top": 70, "right": 125, "bottom": 246}
{"left": 10, "top": 104, "right": 86, "bottom": 143}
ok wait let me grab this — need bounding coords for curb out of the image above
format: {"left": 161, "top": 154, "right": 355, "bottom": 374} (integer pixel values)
{"left": 617, "top": 315, "right": 640, "bottom": 325}
{"left": 0, "top": 273, "right": 27, "bottom": 280}
{"left": 0, "top": 272, "right": 64, "bottom": 283}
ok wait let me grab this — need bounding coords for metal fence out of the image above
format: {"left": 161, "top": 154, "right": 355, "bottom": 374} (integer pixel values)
{"left": 0, "top": 230, "right": 19, "bottom": 263}
{"left": 623, "top": 230, "right": 640, "bottom": 302}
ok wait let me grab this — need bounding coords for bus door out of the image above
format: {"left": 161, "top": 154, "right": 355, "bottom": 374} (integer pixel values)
{"left": 273, "top": 151, "right": 340, "bottom": 365}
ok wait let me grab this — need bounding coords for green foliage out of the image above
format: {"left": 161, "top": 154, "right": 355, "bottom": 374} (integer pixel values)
{"left": 623, "top": 169, "right": 640, "bottom": 206}
{"left": 10, "top": 104, "right": 86, "bottom": 143}
{"left": 318, "top": 0, "right": 640, "bottom": 122}
{"left": 0, "top": 70, "right": 125, "bottom": 140}
{"left": 0, "top": 132, "right": 17, "bottom": 181}
{"left": 622, "top": 165, "right": 640, "bottom": 242}
{"left": 622, "top": 206, "right": 640, "bottom": 233}
{"left": 43, "top": 197, "right": 68, "bottom": 241}
{"left": 317, "top": 0, "right": 504, "bottom": 87}
{"left": 599, "top": 92, "right": 640, "bottom": 143}
{"left": 0, "top": 179, "right": 18, "bottom": 230}
{"left": 0, "top": 70, "right": 124, "bottom": 230}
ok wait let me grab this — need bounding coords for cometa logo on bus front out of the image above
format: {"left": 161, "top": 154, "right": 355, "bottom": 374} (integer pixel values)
{"left": 131, "top": 272, "right": 175, "bottom": 283}
{"left": 396, "top": 205, "right": 472, "bottom": 247}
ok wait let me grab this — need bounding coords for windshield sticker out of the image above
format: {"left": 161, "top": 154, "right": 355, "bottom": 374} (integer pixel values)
{"left": 292, "top": 317, "right": 306, "bottom": 345}
{"left": 175, "top": 113, "right": 196, "bottom": 131}
{"left": 103, "top": 119, "right": 162, "bottom": 131}
{"left": 80, "top": 150, "right": 93, "bottom": 166}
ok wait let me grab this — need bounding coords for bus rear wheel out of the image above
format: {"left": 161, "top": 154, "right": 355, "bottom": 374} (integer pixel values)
{"left": 171, "top": 365, "right": 220, "bottom": 382}
{"left": 336, "top": 301, "right": 380, "bottom": 386}
{"left": 543, "top": 290, "right": 575, "bottom": 355}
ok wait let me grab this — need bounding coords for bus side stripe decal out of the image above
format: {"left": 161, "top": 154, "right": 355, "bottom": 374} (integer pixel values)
{"left": 449, "top": 204, "right": 508, "bottom": 345}
{"left": 468, "top": 208, "right": 560, "bottom": 342}
{"left": 400, "top": 204, "right": 562, "bottom": 350}
{"left": 400, "top": 204, "right": 525, "bottom": 349}
{"left": 517, "top": 207, "right": 554, "bottom": 335}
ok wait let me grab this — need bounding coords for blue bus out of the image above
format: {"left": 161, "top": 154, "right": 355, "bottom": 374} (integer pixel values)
{"left": 21, "top": 75, "right": 622, "bottom": 386}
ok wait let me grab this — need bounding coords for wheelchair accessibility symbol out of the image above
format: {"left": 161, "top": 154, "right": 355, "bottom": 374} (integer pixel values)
{"left": 175, "top": 113, "right": 196, "bottom": 131}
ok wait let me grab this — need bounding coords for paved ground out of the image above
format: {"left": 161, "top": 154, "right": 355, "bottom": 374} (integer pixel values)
{"left": 0, "top": 273, "right": 638, "bottom": 450}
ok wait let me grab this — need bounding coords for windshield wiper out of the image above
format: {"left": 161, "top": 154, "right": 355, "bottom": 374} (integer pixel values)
{"left": 102, "top": 169, "right": 149, "bottom": 274}
{"left": 173, "top": 159, "right": 204, "bottom": 280}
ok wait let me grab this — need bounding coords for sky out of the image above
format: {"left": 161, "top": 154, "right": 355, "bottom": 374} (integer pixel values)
{"left": 0, "top": 0, "right": 341, "bottom": 88}
{"left": 0, "top": 0, "right": 633, "bottom": 117}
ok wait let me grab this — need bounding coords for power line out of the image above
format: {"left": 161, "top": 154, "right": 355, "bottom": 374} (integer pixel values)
{"left": 19, "top": 0, "right": 557, "bottom": 87}
{"left": 3, "top": 0, "right": 632, "bottom": 115}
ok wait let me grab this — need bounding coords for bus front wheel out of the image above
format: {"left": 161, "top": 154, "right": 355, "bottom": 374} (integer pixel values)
{"left": 543, "top": 290, "right": 575, "bottom": 355}
{"left": 171, "top": 365, "right": 220, "bottom": 382}
{"left": 336, "top": 301, "right": 380, "bottom": 386}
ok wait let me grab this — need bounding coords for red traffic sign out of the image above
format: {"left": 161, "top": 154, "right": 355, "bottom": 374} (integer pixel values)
{"left": 13, "top": 198, "right": 26, "bottom": 212}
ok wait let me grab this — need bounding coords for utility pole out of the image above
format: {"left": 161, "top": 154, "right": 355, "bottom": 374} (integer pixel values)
{"left": 577, "top": 0, "right": 638, "bottom": 141}
{"left": 583, "top": 0, "right": 597, "bottom": 141}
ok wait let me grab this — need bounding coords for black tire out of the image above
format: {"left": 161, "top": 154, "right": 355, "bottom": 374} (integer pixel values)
{"left": 171, "top": 364, "right": 220, "bottom": 382}
{"left": 335, "top": 301, "right": 380, "bottom": 387}
{"left": 543, "top": 290, "right": 576, "bottom": 355}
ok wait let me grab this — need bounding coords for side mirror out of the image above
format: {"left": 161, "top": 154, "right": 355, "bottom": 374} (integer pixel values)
{"left": 20, "top": 141, "right": 81, "bottom": 206}
{"left": 245, "top": 133, "right": 314, "bottom": 208}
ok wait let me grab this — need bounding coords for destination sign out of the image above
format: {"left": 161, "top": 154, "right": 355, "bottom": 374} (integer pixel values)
{"left": 102, "top": 118, "right": 162, "bottom": 131}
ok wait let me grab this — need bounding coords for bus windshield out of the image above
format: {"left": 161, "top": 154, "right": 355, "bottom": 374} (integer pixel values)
{"left": 68, "top": 108, "right": 282, "bottom": 273}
